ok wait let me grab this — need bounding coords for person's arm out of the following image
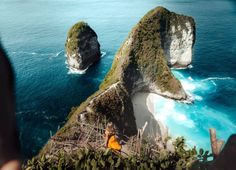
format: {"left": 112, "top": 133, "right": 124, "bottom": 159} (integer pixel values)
{"left": 0, "top": 43, "right": 21, "bottom": 169}
{"left": 105, "top": 130, "right": 109, "bottom": 147}
{"left": 1, "top": 160, "right": 21, "bottom": 170}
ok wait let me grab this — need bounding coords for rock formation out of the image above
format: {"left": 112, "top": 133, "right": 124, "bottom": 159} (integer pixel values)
{"left": 162, "top": 12, "right": 195, "bottom": 68}
{"left": 65, "top": 22, "right": 101, "bottom": 72}
{"left": 100, "top": 6, "right": 195, "bottom": 100}
{"left": 39, "top": 7, "right": 195, "bottom": 157}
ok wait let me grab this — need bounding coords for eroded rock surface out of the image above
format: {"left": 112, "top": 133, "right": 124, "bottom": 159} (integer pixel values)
{"left": 163, "top": 13, "right": 195, "bottom": 67}
{"left": 65, "top": 22, "right": 101, "bottom": 71}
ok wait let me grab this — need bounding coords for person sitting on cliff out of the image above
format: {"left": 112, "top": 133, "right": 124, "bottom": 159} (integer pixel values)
{"left": 105, "top": 122, "right": 122, "bottom": 152}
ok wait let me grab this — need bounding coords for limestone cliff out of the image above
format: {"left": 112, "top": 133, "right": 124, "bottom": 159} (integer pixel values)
{"left": 163, "top": 11, "right": 195, "bottom": 68}
{"left": 100, "top": 6, "right": 195, "bottom": 100}
{"left": 65, "top": 22, "right": 101, "bottom": 71}
{"left": 39, "top": 7, "right": 195, "bottom": 157}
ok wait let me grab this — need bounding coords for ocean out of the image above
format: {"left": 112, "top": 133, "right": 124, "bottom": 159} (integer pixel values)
{"left": 0, "top": 0, "right": 235, "bottom": 158}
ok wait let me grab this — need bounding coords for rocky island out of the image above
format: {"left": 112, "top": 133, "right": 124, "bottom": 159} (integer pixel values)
{"left": 65, "top": 22, "right": 101, "bottom": 73}
{"left": 35, "top": 6, "right": 196, "bottom": 168}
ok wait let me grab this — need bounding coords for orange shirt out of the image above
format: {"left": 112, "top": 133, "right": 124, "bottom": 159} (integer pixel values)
{"left": 107, "top": 135, "right": 122, "bottom": 151}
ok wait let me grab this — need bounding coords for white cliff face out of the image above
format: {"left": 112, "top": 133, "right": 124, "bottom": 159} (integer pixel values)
{"left": 67, "top": 54, "right": 80, "bottom": 68}
{"left": 164, "top": 22, "right": 195, "bottom": 68}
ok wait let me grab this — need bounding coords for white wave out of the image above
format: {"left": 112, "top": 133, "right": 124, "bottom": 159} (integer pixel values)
{"left": 181, "top": 79, "right": 196, "bottom": 91}
{"left": 210, "top": 80, "right": 217, "bottom": 86}
{"left": 49, "top": 50, "right": 64, "bottom": 59}
{"left": 67, "top": 66, "right": 88, "bottom": 74}
{"left": 188, "top": 64, "right": 193, "bottom": 69}
{"left": 171, "top": 64, "right": 193, "bottom": 70}
{"left": 65, "top": 51, "right": 107, "bottom": 74}
{"left": 188, "top": 76, "right": 194, "bottom": 81}
{"left": 149, "top": 93, "right": 195, "bottom": 128}
{"left": 148, "top": 70, "right": 235, "bottom": 151}
{"left": 194, "top": 95, "right": 203, "bottom": 101}
{"left": 202, "top": 77, "right": 234, "bottom": 82}
{"left": 10, "top": 51, "right": 62, "bottom": 57}
{"left": 171, "top": 67, "right": 186, "bottom": 70}
{"left": 40, "top": 53, "right": 54, "bottom": 56}
{"left": 172, "top": 71, "right": 185, "bottom": 79}
{"left": 65, "top": 60, "right": 88, "bottom": 74}
{"left": 173, "top": 71, "right": 218, "bottom": 94}
{"left": 55, "top": 50, "right": 64, "bottom": 57}
{"left": 11, "top": 51, "right": 38, "bottom": 55}
{"left": 101, "top": 51, "right": 106, "bottom": 58}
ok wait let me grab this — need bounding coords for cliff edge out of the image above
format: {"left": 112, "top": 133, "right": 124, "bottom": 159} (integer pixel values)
{"left": 39, "top": 7, "right": 195, "bottom": 158}
{"left": 66, "top": 22, "right": 101, "bottom": 72}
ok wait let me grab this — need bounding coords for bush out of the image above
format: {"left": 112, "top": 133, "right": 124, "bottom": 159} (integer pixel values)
{"left": 23, "top": 137, "right": 212, "bottom": 170}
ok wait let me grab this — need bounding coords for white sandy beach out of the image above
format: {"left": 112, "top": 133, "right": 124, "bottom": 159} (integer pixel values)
{"left": 131, "top": 92, "right": 168, "bottom": 139}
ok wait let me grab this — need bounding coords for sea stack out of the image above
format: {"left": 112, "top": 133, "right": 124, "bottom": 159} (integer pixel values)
{"left": 65, "top": 22, "right": 101, "bottom": 72}
{"left": 39, "top": 7, "right": 196, "bottom": 158}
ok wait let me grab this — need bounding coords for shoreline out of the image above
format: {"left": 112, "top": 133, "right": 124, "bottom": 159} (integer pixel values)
{"left": 131, "top": 92, "right": 168, "bottom": 140}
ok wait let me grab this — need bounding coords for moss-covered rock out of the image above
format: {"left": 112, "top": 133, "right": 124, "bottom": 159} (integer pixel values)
{"left": 100, "top": 6, "right": 195, "bottom": 100}
{"left": 39, "top": 6, "right": 195, "bottom": 159}
{"left": 65, "top": 21, "right": 101, "bottom": 71}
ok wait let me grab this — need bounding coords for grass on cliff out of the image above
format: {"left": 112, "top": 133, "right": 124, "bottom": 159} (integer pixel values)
{"left": 65, "top": 21, "right": 89, "bottom": 55}
{"left": 134, "top": 7, "right": 184, "bottom": 94}
{"left": 48, "top": 6, "right": 192, "bottom": 158}
{"left": 101, "top": 6, "right": 185, "bottom": 95}
{"left": 35, "top": 7, "right": 198, "bottom": 169}
{"left": 24, "top": 137, "right": 211, "bottom": 170}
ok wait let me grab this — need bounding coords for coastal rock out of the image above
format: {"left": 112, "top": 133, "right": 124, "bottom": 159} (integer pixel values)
{"left": 100, "top": 6, "right": 195, "bottom": 100}
{"left": 65, "top": 22, "right": 101, "bottom": 71}
{"left": 39, "top": 7, "right": 195, "bottom": 157}
{"left": 163, "top": 11, "right": 195, "bottom": 68}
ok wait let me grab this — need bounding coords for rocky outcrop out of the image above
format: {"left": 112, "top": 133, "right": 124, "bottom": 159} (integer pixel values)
{"left": 163, "top": 12, "right": 195, "bottom": 68}
{"left": 39, "top": 7, "right": 195, "bottom": 157}
{"left": 65, "top": 22, "right": 101, "bottom": 72}
{"left": 100, "top": 6, "right": 195, "bottom": 100}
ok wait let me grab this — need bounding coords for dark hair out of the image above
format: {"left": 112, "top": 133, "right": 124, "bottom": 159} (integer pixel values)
{"left": 0, "top": 42, "right": 20, "bottom": 166}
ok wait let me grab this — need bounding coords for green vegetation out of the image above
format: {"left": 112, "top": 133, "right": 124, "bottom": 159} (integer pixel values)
{"left": 69, "top": 6, "right": 191, "bottom": 132}
{"left": 65, "top": 21, "right": 89, "bottom": 56}
{"left": 99, "top": 56, "right": 120, "bottom": 90}
{"left": 38, "top": 6, "right": 196, "bottom": 167}
{"left": 100, "top": 6, "right": 185, "bottom": 95}
{"left": 24, "top": 137, "right": 211, "bottom": 170}
{"left": 131, "top": 7, "right": 183, "bottom": 94}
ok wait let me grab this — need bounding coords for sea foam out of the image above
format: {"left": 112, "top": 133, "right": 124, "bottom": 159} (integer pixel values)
{"left": 151, "top": 70, "right": 236, "bottom": 150}
{"left": 66, "top": 51, "right": 107, "bottom": 75}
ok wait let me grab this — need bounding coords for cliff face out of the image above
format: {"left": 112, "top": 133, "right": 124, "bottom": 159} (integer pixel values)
{"left": 39, "top": 7, "right": 195, "bottom": 157}
{"left": 163, "top": 11, "right": 195, "bottom": 68}
{"left": 65, "top": 22, "right": 101, "bottom": 71}
{"left": 100, "top": 7, "right": 195, "bottom": 100}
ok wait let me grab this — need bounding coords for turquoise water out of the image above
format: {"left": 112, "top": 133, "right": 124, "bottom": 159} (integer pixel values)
{"left": 0, "top": 0, "right": 236, "bottom": 157}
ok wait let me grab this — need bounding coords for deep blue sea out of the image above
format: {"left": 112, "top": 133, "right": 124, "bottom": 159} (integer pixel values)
{"left": 0, "top": 0, "right": 236, "bottom": 158}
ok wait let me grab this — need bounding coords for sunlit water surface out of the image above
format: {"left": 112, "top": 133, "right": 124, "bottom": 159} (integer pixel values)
{"left": 0, "top": 0, "right": 235, "bottom": 157}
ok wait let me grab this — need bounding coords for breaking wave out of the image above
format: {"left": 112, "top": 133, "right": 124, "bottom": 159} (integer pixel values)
{"left": 152, "top": 70, "right": 236, "bottom": 150}
{"left": 66, "top": 51, "right": 107, "bottom": 75}
{"left": 201, "top": 77, "right": 234, "bottom": 82}
{"left": 11, "top": 50, "right": 65, "bottom": 59}
{"left": 67, "top": 66, "right": 88, "bottom": 75}
{"left": 101, "top": 51, "right": 106, "bottom": 58}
